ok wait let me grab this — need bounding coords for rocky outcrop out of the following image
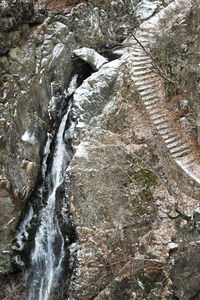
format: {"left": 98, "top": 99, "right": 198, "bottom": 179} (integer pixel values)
{"left": 67, "top": 1, "right": 200, "bottom": 299}
{"left": 67, "top": 54, "right": 171, "bottom": 299}
{"left": 0, "top": 0, "right": 47, "bottom": 56}
{"left": 170, "top": 205, "right": 200, "bottom": 300}
{"left": 0, "top": 0, "right": 200, "bottom": 299}
{"left": 73, "top": 47, "right": 108, "bottom": 71}
{"left": 0, "top": 0, "right": 135, "bottom": 274}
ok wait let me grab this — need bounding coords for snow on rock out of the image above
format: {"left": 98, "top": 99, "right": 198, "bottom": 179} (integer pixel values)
{"left": 140, "top": 0, "right": 192, "bottom": 33}
{"left": 74, "top": 142, "right": 89, "bottom": 158}
{"left": 21, "top": 130, "right": 36, "bottom": 145}
{"left": 48, "top": 43, "right": 69, "bottom": 71}
{"left": 73, "top": 57, "right": 122, "bottom": 125}
{"left": 73, "top": 47, "right": 108, "bottom": 71}
{"left": 168, "top": 242, "right": 178, "bottom": 251}
{"left": 193, "top": 204, "right": 200, "bottom": 216}
{"left": 135, "top": 0, "right": 161, "bottom": 22}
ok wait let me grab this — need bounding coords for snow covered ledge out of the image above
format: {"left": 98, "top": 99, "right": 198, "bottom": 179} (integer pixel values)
{"left": 73, "top": 47, "right": 108, "bottom": 71}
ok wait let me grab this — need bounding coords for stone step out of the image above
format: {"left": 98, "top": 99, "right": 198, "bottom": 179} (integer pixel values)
{"left": 132, "top": 48, "right": 146, "bottom": 53}
{"left": 144, "top": 101, "right": 159, "bottom": 109}
{"left": 132, "top": 40, "right": 150, "bottom": 47}
{"left": 136, "top": 33, "right": 156, "bottom": 41}
{"left": 140, "top": 89, "right": 156, "bottom": 97}
{"left": 160, "top": 128, "right": 173, "bottom": 136}
{"left": 164, "top": 136, "right": 181, "bottom": 145}
{"left": 162, "top": 133, "right": 177, "bottom": 140}
{"left": 132, "top": 56, "right": 151, "bottom": 61}
{"left": 137, "top": 31, "right": 155, "bottom": 38}
{"left": 172, "top": 148, "right": 192, "bottom": 159}
{"left": 132, "top": 64, "right": 153, "bottom": 72}
{"left": 132, "top": 51, "right": 148, "bottom": 57}
{"left": 131, "top": 0, "right": 200, "bottom": 196}
{"left": 135, "top": 78, "right": 158, "bottom": 87}
{"left": 133, "top": 36, "right": 149, "bottom": 42}
{"left": 132, "top": 74, "right": 158, "bottom": 82}
{"left": 142, "top": 94, "right": 158, "bottom": 101}
{"left": 132, "top": 46, "right": 146, "bottom": 51}
{"left": 148, "top": 109, "right": 162, "bottom": 116}
{"left": 134, "top": 42, "right": 150, "bottom": 49}
{"left": 150, "top": 113, "right": 167, "bottom": 121}
{"left": 140, "top": 27, "right": 157, "bottom": 34}
{"left": 133, "top": 69, "right": 152, "bottom": 76}
{"left": 156, "top": 123, "right": 171, "bottom": 131}
{"left": 167, "top": 140, "right": 187, "bottom": 151}
{"left": 143, "top": 96, "right": 160, "bottom": 104}
{"left": 132, "top": 60, "right": 152, "bottom": 66}
{"left": 145, "top": 104, "right": 158, "bottom": 111}
{"left": 145, "top": 102, "right": 160, "bottom": 109}
{"left": 169, "top": 143, "right": 191, "bottom": 154}
{"left": 137, "top": 83, "right": 157, "bottom": 92}
{"left": 153, "top": 118, "right": 169, "bottom": 126}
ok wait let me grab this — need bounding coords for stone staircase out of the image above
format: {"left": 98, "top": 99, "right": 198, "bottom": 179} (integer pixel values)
{"left": 129, "top": 0, "right": 200, "bottom": 199}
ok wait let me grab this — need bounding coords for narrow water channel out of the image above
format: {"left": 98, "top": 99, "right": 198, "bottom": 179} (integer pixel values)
{"left": 12, "top": 75, "right": 78, "bottom": 299}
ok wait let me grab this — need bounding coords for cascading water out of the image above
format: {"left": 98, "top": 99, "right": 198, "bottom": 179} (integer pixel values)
{"left": 29, "top": 108, "right": 71, "bottom": 300}
{"left": 12, "top": 75, "right": 78, "bottom": 300}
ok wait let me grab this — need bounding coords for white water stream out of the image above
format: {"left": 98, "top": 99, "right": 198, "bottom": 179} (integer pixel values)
{"left": 28, "top": 109, "right": 70, "bottom": 300}
{"left": 18, "top": 75, "right": 78, "bottom": 300}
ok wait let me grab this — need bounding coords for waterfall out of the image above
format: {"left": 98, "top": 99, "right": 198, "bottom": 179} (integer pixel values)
{"left": 28, "top": 76, "right": 78, "bottom": 299}
{"left": 13, "top": 75, "right": 78, "bottom": 300}
{"left": 28, "top": 109, "right": 70, "bottom": 300}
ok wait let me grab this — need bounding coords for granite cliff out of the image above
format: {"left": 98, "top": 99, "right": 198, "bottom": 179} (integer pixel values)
{"left": 0, "top": 0, "right": 200, "bottom": 299}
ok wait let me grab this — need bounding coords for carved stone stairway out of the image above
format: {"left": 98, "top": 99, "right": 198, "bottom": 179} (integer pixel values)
{"left": 129, "top": 0, "right": 200, "bottom": 199}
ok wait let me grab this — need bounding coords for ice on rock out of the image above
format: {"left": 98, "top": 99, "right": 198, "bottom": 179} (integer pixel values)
{"left": 73, "top": 47, "right": 108, "bottom": 71}
{"left": 12, "top": 206, "right": 34, "bottom": 251}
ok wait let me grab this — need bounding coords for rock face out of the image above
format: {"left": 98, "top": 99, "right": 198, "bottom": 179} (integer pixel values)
{"left": 0, "top": 0, "right": 135, "bottom": 274}
{"left": 73, "top": 47, "right": 108, "bottom": 71}
{"left": 68, "top": 54, "right": 170, "bottom": 299}
{"left": 152, "top": 1, "right": 200, "bottom": 142}
{"left": 0, "top": 0, "right": 200, "bottom": 299}
{"left": 0, "top": 0, "right": 46, "bottom": 55}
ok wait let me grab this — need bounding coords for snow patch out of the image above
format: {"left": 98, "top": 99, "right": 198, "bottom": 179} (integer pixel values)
{"left": 67, "top": 74, "right": 78, "bottom": 95}
{"left": 52, "top": 43, "right": 65, "bottom": 60}
{"left": 135, "top": 0, "right": 161, "bottom": 22}
{"left": 73, "top": 47, "right": 108, "bottom": 71}
{"left": 73, "top": 58, "right": 122, "bottom": 119}
{"left": 74, "top": 142, "right": 89, "bottom": 158}
{"left": 168, "top": 242, "right": 178, "bottom": 250}
{"left": 22, "top": 130, "right": 36, "bottom": 145}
